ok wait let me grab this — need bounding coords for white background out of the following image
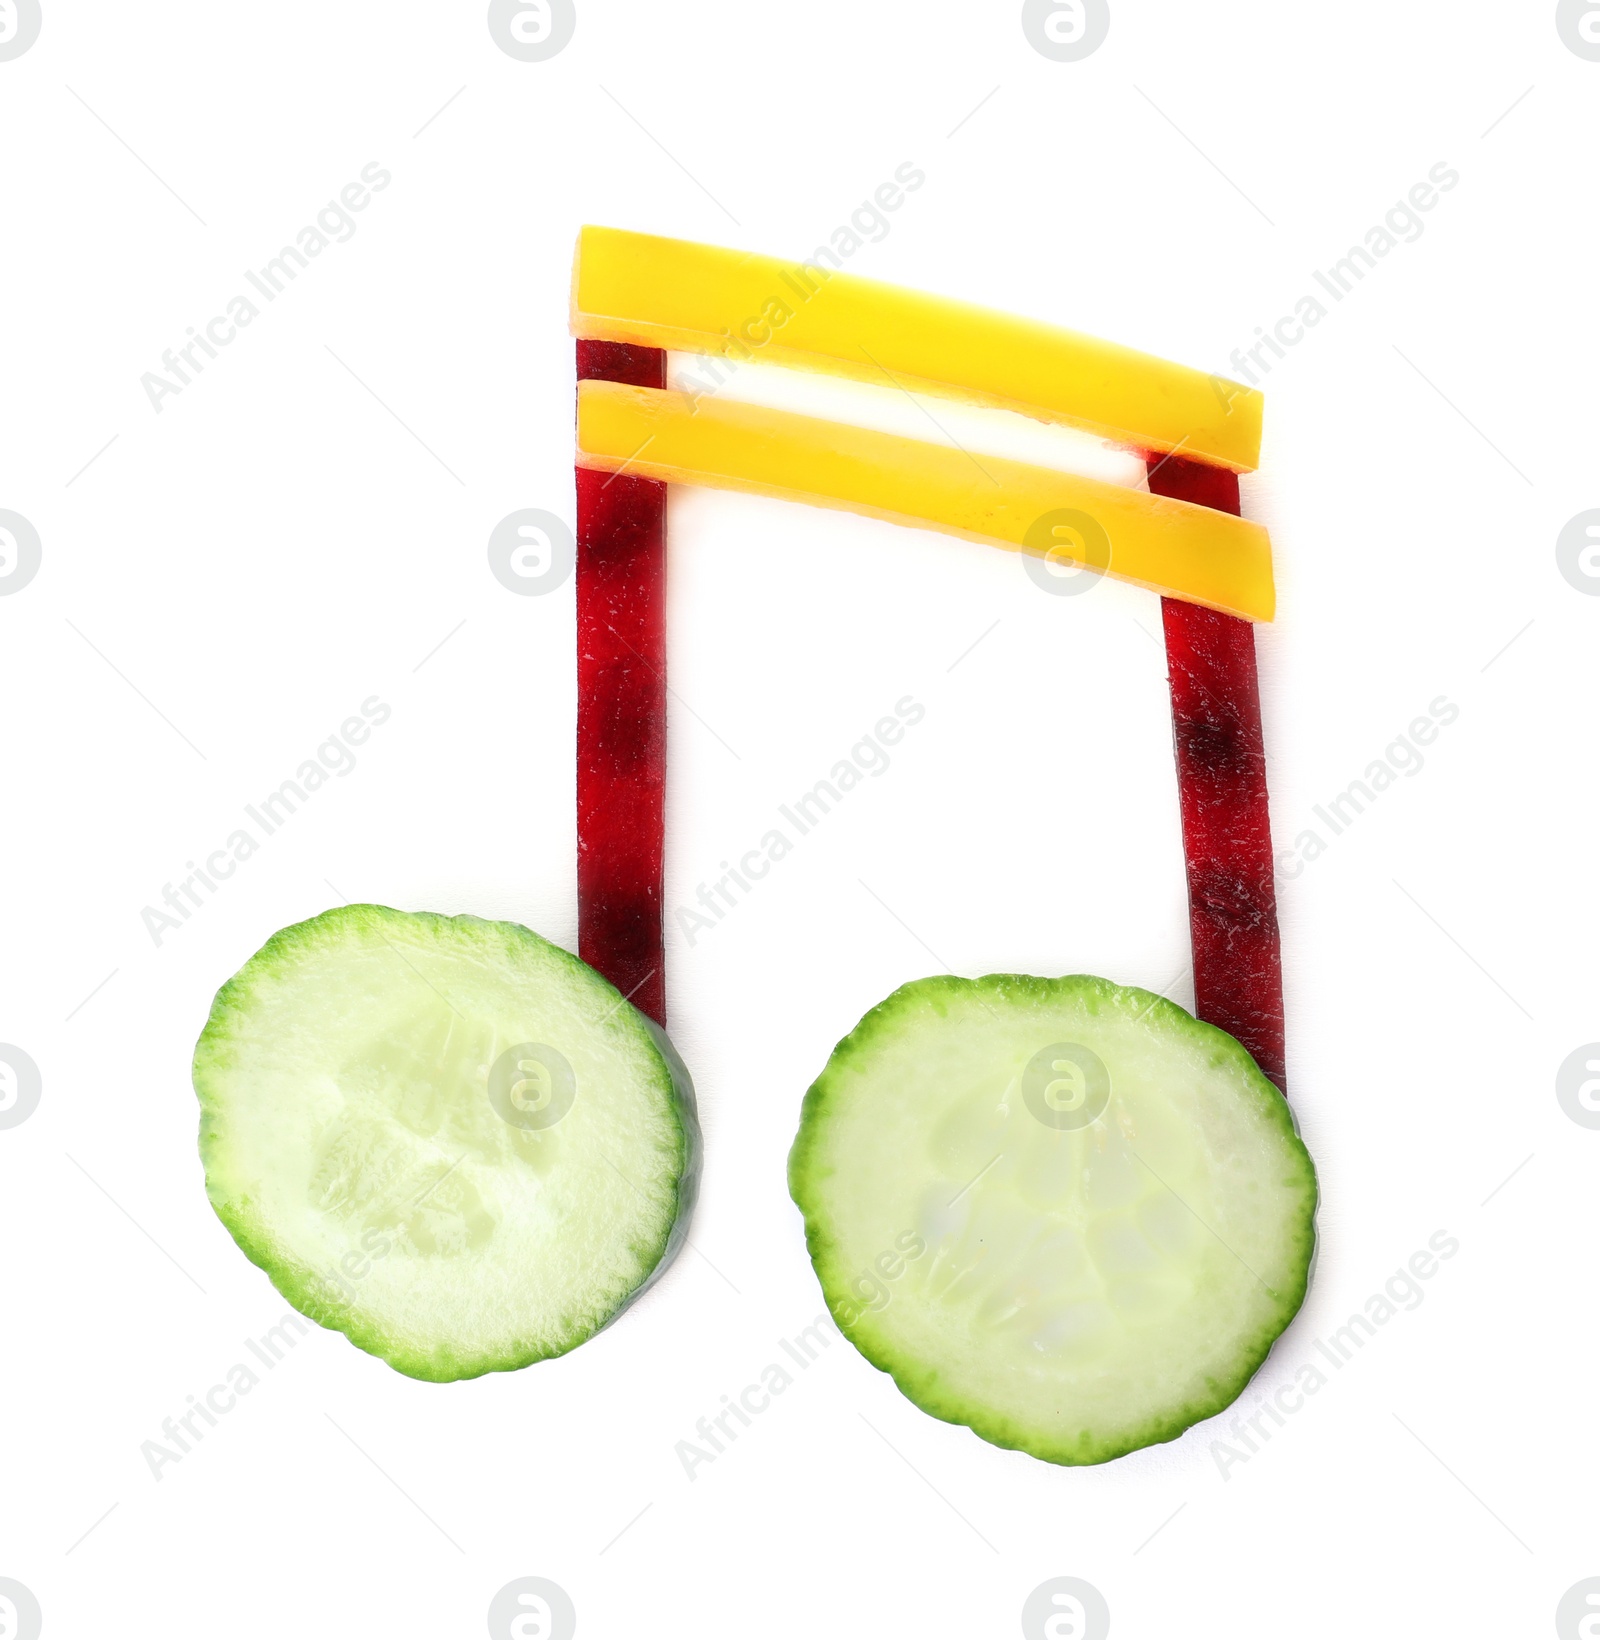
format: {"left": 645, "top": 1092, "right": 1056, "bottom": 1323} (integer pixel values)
{"left": 1, "top": 2, "right": 1595, "bottom": 1636}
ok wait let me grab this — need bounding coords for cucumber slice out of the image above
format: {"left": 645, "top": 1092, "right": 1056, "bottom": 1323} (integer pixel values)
{"left": 788, "top": 974, "right": 1316, "bottom": 1465}
{"left": 194, "top": 906, "right": 698, "bottom": 1382}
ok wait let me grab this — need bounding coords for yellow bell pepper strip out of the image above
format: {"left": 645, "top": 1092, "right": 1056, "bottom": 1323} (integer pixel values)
{"left": 576, "top": 380, "right": 1276, "bottom": 622}
{"left": 572, "top": 226, "right": 1262, "bottom": 473}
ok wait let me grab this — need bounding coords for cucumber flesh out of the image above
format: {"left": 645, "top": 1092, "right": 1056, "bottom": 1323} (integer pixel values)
{"left": 788, "top": 974, "right": 1316, "bottom": 1465}
{"left": 194, "top": 906, "right": 698, "bottom": 1381}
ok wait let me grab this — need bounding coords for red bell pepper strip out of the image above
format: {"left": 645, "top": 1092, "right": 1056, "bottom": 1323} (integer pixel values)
{"left": 576, "top": 340, "right": 669, "bottom": 1027}
{"left": 1145, "top": 453, "right": 1287, "bottom": 1093}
